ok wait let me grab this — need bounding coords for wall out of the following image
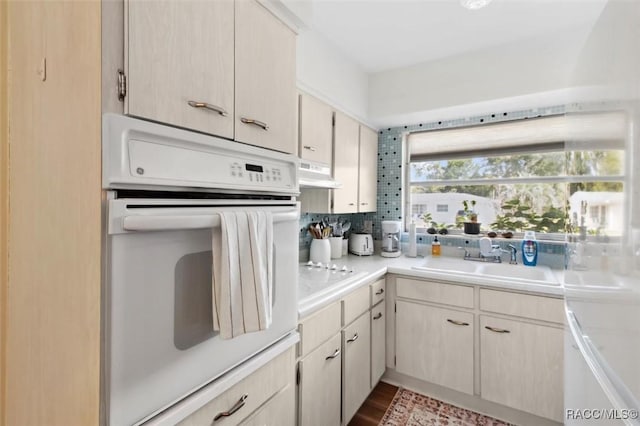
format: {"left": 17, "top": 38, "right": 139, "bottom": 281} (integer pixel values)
{"left": 5, "top": 2, "right": 102, "bottom": 424}
{"left": 368, "top": 30, "right": 588, "bottom": 128}
{"left": 0, "top": 0, "right": 7, "bottom": 423}
{"left": 296, "top": 30, "right": 370, "bottom": 125}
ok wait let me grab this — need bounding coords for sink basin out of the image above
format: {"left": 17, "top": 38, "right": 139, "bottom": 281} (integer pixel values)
{"left": 480, "top": 263, "right": 558, "bottom": 284}
{"left": 414, "top": 257, "right": 479, "bottom": 274}
{"left": 412, "top": 257, "right": 560, "bottom": 285}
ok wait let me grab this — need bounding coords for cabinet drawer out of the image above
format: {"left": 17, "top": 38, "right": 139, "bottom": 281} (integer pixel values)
{"left": 479, "top": 289, "right": 563, "bottom": 324}
{"left": 370, "top": 279, "right": 385, "bottom": 306}
{"left": 396, "top": 277, "right": 474, "bottom": 309}
{"left": 342, "top": 285, "right": 370, "bottom": 326}
{"left": 299, "top": 302, "right": 342, "bottom": 358}
{"left": 178, "top": 347, "right": 294, "bottom": 426}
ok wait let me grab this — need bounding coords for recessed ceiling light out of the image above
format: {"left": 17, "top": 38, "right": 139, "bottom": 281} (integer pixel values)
{"left": 460, "top": 0, "right": 493, "bottom": 10}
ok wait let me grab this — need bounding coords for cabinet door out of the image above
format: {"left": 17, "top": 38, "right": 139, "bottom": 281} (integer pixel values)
{"left": 371, "top": 300, "right": 386, "bottom": 387}
{"left": 299, "top": 94, "right": 333, "bottom": 164}
{"left": 240, "top": 384, "right": 295, "bottom": 426}
{"left": 235, "top": 0, "right": 296, "bottom": 154}
{"left": 480, "top": 315, "right": 563, "bottom": 422}
{"left": 358, "top": 126, "right": 378, "bottom": 213}
{"left": 342, "top": 312, "right": 371, "bottom": 424}
{"left": 396, "top": 301, "right": 474, "bottom": 394}
{"left": 333, "top": 112, "right": 360, "bottom": 213}
{"left": 127, "top": 0, "right": 234, "bottom": 139}
{"left": 298, "top": 333, "right": 342, "bottom": 426}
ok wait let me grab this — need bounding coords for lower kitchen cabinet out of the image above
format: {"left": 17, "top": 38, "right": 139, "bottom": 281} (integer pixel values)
{"left": 371, "top": 300, "right": 386, "bottom": 387}
{"left": 178, "top": 347, "right": 295, "bottom": 426}
{"left": 395, "top": 300, "right": 474, "bottom": 395}
{"left": 342, "top": 312, "right": 372, "bottom": 423}
{"left": 298, "top": 333, "right": 342, "bottom": 426}
{"left": 240, "top": 376, "right": 295, "bottom": 426}
{"left": 480, "top": 315, "right": 564, "bottom": 422}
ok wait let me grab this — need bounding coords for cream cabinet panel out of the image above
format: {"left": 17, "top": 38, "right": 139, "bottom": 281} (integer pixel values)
{"left": 371, "top": 300, "right": 386, "bottom": 387}
{"left": 299, "top": 93, "right": 333, "bottom": 164}
{"left": 396, "top": 301, "right": 474, "bottom": 395}
{"left": 235, "top": 0, "right": 296, "bottom": 154}
{"left": 358, "top": 126, "right": 378, "bottom": 212}
{"left": 332, "top": 111, "right": 360, "bottom": 213}
{"left": 179, "top": 347, "right": 295, "bottom": 426}
{"left": 342, "top": 312, "right": 371, "bottom": 424}
{"left": 480, "top": 315, "right": 563, "bottom": 422}
{"left": 298, "top": 333, "right": 342, "bottom": 426}
{"left": 127, "top": 0, "right": 234, "bottom": 139}
{"left": 239, "top": 385, "right": 295, "bottom": 426}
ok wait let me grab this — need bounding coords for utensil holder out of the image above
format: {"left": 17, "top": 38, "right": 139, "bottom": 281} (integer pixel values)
{"left": 309, "top": 239, "right": 331, "bottom": 264}
{"left": 329, "top": 237, "right": 342, "bottom": 259}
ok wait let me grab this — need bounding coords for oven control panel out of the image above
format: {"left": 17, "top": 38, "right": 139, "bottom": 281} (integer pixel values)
{"left": 103, "top": 114, "right": 299, "bottom": 194}
{"left": 229, "top": 162, "right": 285, "bottom": 184}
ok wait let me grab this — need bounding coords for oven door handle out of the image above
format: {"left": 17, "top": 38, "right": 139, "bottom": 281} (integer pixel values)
{"left": 122, "top": 210, "right": 299, "bottom": 232}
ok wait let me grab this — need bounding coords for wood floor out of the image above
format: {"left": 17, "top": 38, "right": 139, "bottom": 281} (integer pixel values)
{"left": 348, "top": 381, "right": 399, "bottom": 426}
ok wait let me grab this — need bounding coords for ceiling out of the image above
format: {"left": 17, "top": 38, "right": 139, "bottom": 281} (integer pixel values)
{"left": 308, "top": 0, "right": 609, "bottom": 73}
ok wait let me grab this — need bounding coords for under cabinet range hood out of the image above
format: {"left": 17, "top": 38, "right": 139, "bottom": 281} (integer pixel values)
{"left": 298, "top": 159, "right": 342, "bottom": 189}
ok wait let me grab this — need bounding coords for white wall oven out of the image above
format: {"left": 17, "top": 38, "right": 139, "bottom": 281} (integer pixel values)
{"left": 102, "top": 115, "right": 299, "bottom": 425}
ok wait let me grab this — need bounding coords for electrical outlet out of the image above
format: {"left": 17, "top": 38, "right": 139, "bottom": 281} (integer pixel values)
{"left": 364, "top": 220, "right": 373, "bottom": 234}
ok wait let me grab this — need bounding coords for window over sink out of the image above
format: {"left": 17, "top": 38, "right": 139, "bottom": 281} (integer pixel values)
{"left": 406, "top": 113, "right": 626, "bottom": 238}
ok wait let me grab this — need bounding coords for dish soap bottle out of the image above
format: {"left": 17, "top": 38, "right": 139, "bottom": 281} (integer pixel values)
{"left": 432, "top": 236, "right": 441, "bottom": 257}
{"left": 521, "top": 230, "right": 538, "bottom": 266}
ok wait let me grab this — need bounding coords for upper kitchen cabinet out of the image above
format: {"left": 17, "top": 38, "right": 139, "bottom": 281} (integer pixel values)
{"left": 358, "top": 126, "right": 378, "bottom": 212}
{"left": 126, "top": 0, "right": 297, "bottom": 154}
{"left": 333, "top": 111, "right": 360, "bottom": 213}
{"left": 298, "top": 93, "right": 333, "bottom": 165}
{"left": 126, "top": 0, "right": 234, "bottom": 139}
{"left": 235, "top": 0, "right": 297, "bottom": 154}
{"left": 299, "top": 111, "right": 378, "bottom": 214}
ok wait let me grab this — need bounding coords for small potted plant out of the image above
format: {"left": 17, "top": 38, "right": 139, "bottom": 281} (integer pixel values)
{"left": 462, "top": 200, "right": 480, "bottom": 234}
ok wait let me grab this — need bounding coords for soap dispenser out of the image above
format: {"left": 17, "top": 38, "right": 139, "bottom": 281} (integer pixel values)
{"left": 521, "top": 231, "right": 538, "bottom": 266}
{"left": 432, "top": 236, "right": 441, "bottom": 257}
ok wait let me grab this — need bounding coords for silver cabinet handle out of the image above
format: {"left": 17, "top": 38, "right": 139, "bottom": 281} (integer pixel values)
{"left": 373, "top": 312, "right": 383, "bottom": 320}
{"left": 348, "top": 203, "right": 355, "bottom": 206}
{"left": 240, "top": 117, "right": 268, "bottom": 130}
{"left": 375, "top": 289, "right": 384, "bottom": 295}
{"left": 187, "top": 100, "right": 228, "bottom": 116}
{"left": 361, "top": 202, "right": 368, "bottom": 205}
{"left": 485, "top": 325, "right": 510, "bottom": 333}
{"left": 325, "top": 348, "right": 341, "bottom": 360}
{"left": 347, "top": 333, "right": 359, "bottom": 343}
{"left": 213, "top": 394, "right": 248, "bottom": 422}
{"left": 303, "top": 145, "right": 316, "bottom": 151}
{"left": 447, "top": 319, "right": 470, "bottom": 326}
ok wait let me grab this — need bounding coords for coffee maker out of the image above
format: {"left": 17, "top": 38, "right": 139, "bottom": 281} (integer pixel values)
{"left": 381, "top": 220, "right": 402, "bottom": 258}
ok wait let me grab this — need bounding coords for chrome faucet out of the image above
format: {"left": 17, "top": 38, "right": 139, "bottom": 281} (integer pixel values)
{"left": 507, "top": 244, "right": 518, "bottom": 264}
{"left": 458, "top": 246, "right": 471, "bottom": 259}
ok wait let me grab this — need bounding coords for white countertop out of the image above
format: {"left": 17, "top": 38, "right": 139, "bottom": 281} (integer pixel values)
{"left": 298, "top": 254, "right": 565, "bottom": 319}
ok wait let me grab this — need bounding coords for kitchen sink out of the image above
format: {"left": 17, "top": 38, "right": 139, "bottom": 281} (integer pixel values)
{"left": 480, "top": 263, "right": 559, "bottom": 284}
{"left": 413, "top": 257, "right": 560, "bottom": 286}
{"left": 414, "top": 257, "right": 480, "bottom": 274}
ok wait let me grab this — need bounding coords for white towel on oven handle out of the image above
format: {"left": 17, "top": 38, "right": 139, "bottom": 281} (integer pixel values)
{"left": 212, "top": 211, "right": 273, "bottom": 339}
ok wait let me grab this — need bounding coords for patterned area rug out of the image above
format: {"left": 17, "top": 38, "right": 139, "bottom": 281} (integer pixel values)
{"left": 379, "top": 388, "right": 512, "bottom": 426}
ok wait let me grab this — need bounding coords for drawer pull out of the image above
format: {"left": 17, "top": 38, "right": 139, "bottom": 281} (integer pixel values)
{"left": 373, "top": 312, "right": 383, "bottom": 320}
{"left": 187, "top": 100, "right": 228, "bottom": 116}
{"left": 325, "top": 348, "right": 341, "bottom": 360}
{"left": 213, "top": 394, "right": 248, "bottom": 422}
{"left": 447, "top": 319, "right": 469, "bottom": 326}
{"left": 240, "top": 117, "right": 269, "bottom": 131}
{"left": 375, "top": 289, "right": 384, "bottom": 296}
{"left": 361, "top": 202, "right": 368, "bottom": 205}
{"left": 485, "top": 325, "right": 510, "bottom": 334}
{"left": 347, "top": 333, "right": 359, "bottom": 343}
{"left": 303, "top": 145, "right": 316, "bottom": 151}
{"left": 348, "top": 203, "right": 355, "bottom": 206}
